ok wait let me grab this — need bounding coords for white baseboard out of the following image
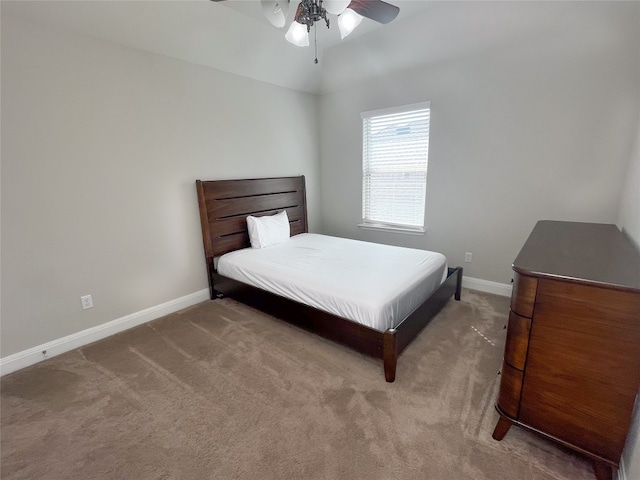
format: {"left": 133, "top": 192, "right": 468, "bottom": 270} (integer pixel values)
{"left": 462, "top": 276, "right": 513, "bottom": 297}
{"left": 618, "top": 458, "right": 627, "bottom": 480}
{"left": 0, "top": 289, "right": 210, "bottom": 377}
{"left": 1, "top": 277, "right": 511, "bottom": 376}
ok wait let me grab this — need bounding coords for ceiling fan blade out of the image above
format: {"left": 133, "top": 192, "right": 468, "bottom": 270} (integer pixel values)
{"left": 348, "top": 0, "right": 399, "bottom": 24}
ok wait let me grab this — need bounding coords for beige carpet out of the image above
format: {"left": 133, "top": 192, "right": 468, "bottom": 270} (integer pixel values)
{"left": 1, "top": 290, "right": 594, "bottom": 479}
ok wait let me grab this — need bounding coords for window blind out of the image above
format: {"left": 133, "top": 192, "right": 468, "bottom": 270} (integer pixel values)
{"left": 361, "top": 103, "right": 430, "bottom": 231}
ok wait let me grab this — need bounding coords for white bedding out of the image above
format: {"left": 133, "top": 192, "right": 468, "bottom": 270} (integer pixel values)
{"left": 217, "top": 233, "right": 448, "bottom": 332}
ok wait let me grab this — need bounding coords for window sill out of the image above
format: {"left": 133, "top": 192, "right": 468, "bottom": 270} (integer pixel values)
{"left": 357, "top": 223, "right": 426, "bottom": 236}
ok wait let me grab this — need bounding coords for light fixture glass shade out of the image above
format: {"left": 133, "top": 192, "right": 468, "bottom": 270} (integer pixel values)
{"left": 324, "top": 0, "right": 350, "bottom": 15}
{"left": 261, "top": 0, "right": 288, "bottom": 28}
{"left": 337, "top": 8, "right": 363, "bottom": 39}
{"left": 285, "top": 21, "right": 310, "bottom": 46}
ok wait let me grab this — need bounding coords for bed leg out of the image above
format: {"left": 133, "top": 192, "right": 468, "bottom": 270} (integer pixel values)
{"left": 206, "top": 257, "right": 217, "bottom": 300}
{"left": 455, "top": 267, "right": 463, "bottom": 301}
{"left": 383, "top": 329, "right": 398, "bottom": 382}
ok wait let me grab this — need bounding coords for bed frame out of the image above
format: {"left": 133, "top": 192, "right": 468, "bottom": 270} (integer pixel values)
{"left": 196, "top": 175, "right": 463, "bottom": 382}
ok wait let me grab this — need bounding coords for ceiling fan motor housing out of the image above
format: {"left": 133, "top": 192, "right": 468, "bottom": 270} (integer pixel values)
{"left": 296, "top": 0, "right": 330, "bottom": 31}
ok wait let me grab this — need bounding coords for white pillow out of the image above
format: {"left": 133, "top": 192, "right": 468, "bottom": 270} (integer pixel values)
{"left": 246, "top": 210, "right": 290, "bottom": 249}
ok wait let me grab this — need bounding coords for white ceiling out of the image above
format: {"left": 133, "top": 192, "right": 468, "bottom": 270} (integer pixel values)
{"left": 3, "top": 1, "right": 637, "bottom": 95}
{"left": 3, "top": 0, "right": 438, "bottom": 93}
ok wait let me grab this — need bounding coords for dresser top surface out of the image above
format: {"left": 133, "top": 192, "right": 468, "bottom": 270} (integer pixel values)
{"left": 513, "top": 220, "right": 640, "bottom": 291}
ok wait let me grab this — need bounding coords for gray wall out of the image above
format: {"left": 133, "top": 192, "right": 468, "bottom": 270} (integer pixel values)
{"left": 318, "top": 2, "right": 640, "bottom": 474}
{"left": 2, "top": 2, "right": 640, "bottom": 477}
{"left": 1, "top": 15, "right": 320, "bottom": 357}
{"left": 618, "top": 116, "right": 640, "bottom": 480}
{"left": 618, "top": 119, "right": 640, "bottom": 250}
{"left": 318, "top": 1, "right": 640, "bottom": 284}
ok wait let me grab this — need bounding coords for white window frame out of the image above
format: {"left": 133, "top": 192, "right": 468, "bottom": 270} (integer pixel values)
{"left": 359, "top": 101, "right": 431, "bottom": 235}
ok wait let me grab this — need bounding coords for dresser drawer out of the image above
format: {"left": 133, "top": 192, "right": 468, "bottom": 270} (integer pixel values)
{"left": 510, "top": 272, "right": 538, "bottom": 318}
{"left": 520, "top": 279, "right": 640, "bottom": 463}
{"left": 497, "top": 361, "right": 524, "bottom": 419}
{"left": 504, "top": 310, "right": 531, "bottom": 371}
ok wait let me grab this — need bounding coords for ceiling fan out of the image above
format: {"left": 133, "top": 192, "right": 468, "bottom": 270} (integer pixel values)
{"left": 211, "top": 0, "right": 400, "bottom": 63}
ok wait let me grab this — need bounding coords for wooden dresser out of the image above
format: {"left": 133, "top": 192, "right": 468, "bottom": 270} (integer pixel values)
{"left": 492, "top": 221, "right": 640, "bottom": 480}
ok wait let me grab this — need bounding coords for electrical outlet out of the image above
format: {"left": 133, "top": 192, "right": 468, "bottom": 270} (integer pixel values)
{"left": 465, "top": 252, "right": 473, "bottom": 263}
{"left": 81, "top": 295, "right": 93, "bottom": 310}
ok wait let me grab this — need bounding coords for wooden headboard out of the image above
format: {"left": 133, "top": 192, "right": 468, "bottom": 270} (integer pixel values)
{"left": 196, "top": 176, "right": 308, "bottom": 260}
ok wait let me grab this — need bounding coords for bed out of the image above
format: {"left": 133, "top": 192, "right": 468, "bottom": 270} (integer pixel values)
{"left": 196, "top": 176, "right": 463, "bottom": 382}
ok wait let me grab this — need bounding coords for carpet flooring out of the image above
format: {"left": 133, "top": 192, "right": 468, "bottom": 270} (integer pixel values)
{"left": 1, "top": 290, "right": 594, "bottom": 479}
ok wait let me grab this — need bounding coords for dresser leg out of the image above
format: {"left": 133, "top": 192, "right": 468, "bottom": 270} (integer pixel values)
{"left": 593, "top": 460, "right": 612, "bottom": 480}
{"left": 492, "top": 416, "right": 512, "bottom": 441}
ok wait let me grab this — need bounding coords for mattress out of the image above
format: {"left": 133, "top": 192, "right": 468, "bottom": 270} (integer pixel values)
{"left": 217, "top": 233, "right": 448, "bottom": 332}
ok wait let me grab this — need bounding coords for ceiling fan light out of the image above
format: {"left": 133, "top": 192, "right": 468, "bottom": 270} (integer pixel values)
{"left": 261, "top": 0, "right": 288, "bottom": 29}
{"left": 285, "top": 21, "right": 310, "bottom": 47}
{"left": 324, "top": 0, "right": 351, "bottom": 15}
{"left": 337, "top": 8, "right": 363, "bottom": 39}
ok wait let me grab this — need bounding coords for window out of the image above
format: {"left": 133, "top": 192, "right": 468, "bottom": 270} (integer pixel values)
{"left": 360, "top": 102, "right": 430, "bottom": 233}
